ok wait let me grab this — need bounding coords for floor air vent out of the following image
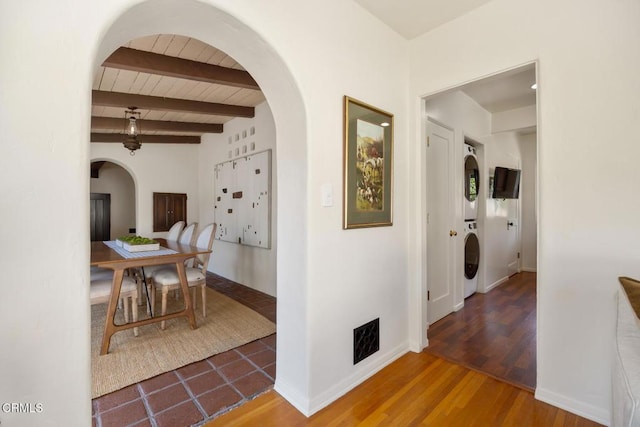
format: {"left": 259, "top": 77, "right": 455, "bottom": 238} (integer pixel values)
{"left": 353, "top": 318, "right": 380, "bottom": 365}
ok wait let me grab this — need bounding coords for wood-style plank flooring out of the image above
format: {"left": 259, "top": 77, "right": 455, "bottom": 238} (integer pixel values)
{"left": 206, "top": 272, "right": 602, "bottom": 426}
{"left": 425, "top": 272, "right": 537, "bottom": 391}
{"left": 204, "top": 351, "right": 602, "bottom": 426}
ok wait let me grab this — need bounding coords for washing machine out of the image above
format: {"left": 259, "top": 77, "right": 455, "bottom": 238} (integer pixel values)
{"left": 464, "top": 221, "right": 479, "bottom": 298}
{"left": 463, "top": 143, "right": 479, "bottom": 221}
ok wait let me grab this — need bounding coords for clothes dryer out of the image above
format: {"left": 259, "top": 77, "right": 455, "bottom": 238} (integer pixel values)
{"left": 464, "top": 221, "right": 479, "bottom": 298}
{"left": 463, "top": 144, "right": 479, "bottom": 220}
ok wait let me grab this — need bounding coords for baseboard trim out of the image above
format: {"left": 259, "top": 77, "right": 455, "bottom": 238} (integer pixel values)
{"left": 521, "top": 267, "right": 537, "bottom": 273}
{"left": 480, "top": 276, "right": 509, "bottom": 293}
{"left": 535, "top": 387, "right": 610, "bottom": 426}
{"left": 306, "top": 343, "right": 410, "bottom": 416}
{"left": 453, "top": 301, "right": 464, "bottom": 312}
{"left": 409, "top": 337, "right": 428, "bottom": 353}
{"left": 274, "top": 378, "right": 311, "bottom": 416}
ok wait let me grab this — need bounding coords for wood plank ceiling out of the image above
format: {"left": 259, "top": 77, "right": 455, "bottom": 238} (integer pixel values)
{"left": 91, "top": 34, "right": 265, "bottom": 145}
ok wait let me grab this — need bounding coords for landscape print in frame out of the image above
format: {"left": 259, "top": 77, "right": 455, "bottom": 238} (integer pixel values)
{"left": 343, "top": 96, "right": 393, "bottom": 229}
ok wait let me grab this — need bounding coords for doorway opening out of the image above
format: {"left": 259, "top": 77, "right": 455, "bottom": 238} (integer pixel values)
{"left": 90, "top": 160, "right": 136, "bottom": 240}
{"left": 90, "top": 33, "right": 280, "bottom": 423}
{"left": 89, "top": 1, "right": 308, "bottom": 422}
{"left": 422, "top": 62, "right": 538, "bottom": 390}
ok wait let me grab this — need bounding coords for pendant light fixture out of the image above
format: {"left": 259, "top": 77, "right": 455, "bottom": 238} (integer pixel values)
{"left": 123, "top": 107, "right": 142, "bottom": 155}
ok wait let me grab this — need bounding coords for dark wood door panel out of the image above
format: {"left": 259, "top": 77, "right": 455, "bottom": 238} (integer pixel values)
{"left": 153, "top": 192, "right": 187, "bottom": 232}
{"left": 90, "top": 193, "right": 111, "bottom": 241}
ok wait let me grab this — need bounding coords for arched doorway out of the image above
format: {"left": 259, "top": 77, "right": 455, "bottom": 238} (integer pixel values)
{"left": 90, "top": 160, "right": 136, "bottom": 240}
{"left": 92, "top": 0, "right": 309, "bottom": 413}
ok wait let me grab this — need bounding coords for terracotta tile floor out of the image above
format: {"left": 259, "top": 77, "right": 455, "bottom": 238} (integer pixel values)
{"left": 92, "top": 273, "right": 277, "bottom": 427}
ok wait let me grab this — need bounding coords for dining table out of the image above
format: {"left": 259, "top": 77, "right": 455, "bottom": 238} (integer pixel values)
{"left": 90, "top": 238, "right": 211, "bottom": 355}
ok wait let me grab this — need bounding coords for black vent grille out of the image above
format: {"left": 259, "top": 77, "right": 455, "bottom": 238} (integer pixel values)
{"left": 353, "top": 318, "right": 380, "bottom": 365}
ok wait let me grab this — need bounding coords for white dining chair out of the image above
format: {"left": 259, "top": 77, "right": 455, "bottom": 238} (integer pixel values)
{"left": 138, "top": 220, "right": 191, "bottom": 312}
{"left": 179, "top": 222, "right": 198, "bottom": 246}
{"left": 149, "top": 223, "right": 216, "bottom": 329}
{"left": 166, "top": 220, "right": 185, "bottom": 242}
{"left": 92, "top": 266, "right": 139, "bottom": 308}
{"left": 139, "top": 221, "right": 187, "bottom": 278}
{"left": 91, "top": 266, "right": 114, "bottom": 281}
{"left": 90, "top": 275, "right": 140, "bottom": 336}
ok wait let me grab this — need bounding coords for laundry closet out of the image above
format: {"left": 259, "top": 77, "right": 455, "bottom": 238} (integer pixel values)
{"left": 463, "top": 143, "right": 480, "bottom": 298}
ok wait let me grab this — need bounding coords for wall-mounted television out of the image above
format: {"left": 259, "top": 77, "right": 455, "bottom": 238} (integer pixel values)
{"left": 492, "top": 166, "right": 521, "bottom": 199}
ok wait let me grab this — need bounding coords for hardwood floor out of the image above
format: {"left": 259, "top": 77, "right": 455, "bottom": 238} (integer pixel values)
{"left": 204, "top": 352, "right": 602, "bottom": 426}
{"left": 205, "top": 272, "right": 602, "bottom": 426}
{"left": 425, "top": 272, "right": 537, "bottom": 391}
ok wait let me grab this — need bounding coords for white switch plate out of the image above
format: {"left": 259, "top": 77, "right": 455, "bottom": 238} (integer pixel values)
{"left": 321, "top": 183, "right": 333, "bottom": 207}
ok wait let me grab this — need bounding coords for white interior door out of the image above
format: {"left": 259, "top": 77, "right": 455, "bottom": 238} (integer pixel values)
{"left": 426, "top": 119, "right": 456, "bottom": 324}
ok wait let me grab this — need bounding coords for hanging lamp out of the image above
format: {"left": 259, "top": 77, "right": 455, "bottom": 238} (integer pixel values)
{"left": 123, "top": 107, "right": 141, "bottom": 155}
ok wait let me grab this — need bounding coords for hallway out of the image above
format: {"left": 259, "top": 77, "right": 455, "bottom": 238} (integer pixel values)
{"left": 424, "top": 272, "right": 536, "bottom": 391}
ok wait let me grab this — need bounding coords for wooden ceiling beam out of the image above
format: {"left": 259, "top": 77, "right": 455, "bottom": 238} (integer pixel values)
{"left": 90, "top": 161, "right": 106, "bottom": 178}
{"left": 91, "top": 116, "right": 223, "bottom": 133}
{"left": 92, "top": 90, "right": 255, "bottom": 118}
{"left": 91, "top": 133, "right": 201, "bottom": 144}
{"left": 103, "top": 47, "right": 260, "bottom": 90}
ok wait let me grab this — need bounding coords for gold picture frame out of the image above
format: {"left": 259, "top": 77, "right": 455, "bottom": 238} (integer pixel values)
{"left": 343, "top": 96, "right": 393, "bottom": 229}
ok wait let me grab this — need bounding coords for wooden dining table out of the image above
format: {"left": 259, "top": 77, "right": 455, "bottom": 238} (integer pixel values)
{"left": 90, "top": 238, "right": 211, "bottom": 355}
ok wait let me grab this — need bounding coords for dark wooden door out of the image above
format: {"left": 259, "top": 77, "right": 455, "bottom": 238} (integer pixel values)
{"left": 90, "top": 193, "right": 111, "bottom": 241}
{"left": 153, "top": 192, "right": 187, "bottom": 232}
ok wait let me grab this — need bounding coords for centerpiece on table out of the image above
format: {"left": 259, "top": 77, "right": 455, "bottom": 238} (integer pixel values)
{"left": 116, "top": 235, "right": 160, "bottom": 252}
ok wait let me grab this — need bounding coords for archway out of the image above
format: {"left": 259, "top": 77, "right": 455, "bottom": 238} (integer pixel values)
{"left": 90, "top": 160, "right": 136, "bottom": 240}
{"left": 92, "top": 0, "right": 309, "bottom": 408}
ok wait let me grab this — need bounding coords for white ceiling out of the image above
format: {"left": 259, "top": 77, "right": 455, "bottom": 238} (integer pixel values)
{"left": 459, "top": 65, "right": 536, "bottom": 113}
{"left": 354, "top": 0, "right": 536, "bottom": 113}
{"left": 353, "top": 0, "right": 494, "bottom": 39}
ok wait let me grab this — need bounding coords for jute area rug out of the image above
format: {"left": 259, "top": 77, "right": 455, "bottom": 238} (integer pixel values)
{"left": 91, "top": 288, "right": 276, "bottom": 399}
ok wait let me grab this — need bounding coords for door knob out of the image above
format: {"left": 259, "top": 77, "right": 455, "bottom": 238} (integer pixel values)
{"left": 450, "top": 230, "right": 458, "bottom": 237}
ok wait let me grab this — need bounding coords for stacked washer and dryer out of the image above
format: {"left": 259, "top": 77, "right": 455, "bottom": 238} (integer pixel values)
{"left": 463, "top": 143, "right": 480, "bottom": 298}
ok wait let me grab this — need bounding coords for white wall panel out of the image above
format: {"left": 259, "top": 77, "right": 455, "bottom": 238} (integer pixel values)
{"left": 214, "top": 150, "right": 271, "bottom": 248}
{"left": 199, "top": 102, "right": 277, "bottom": 297}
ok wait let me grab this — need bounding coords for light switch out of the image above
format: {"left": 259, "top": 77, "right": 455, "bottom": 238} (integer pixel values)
{"left": 321, "top": 183, "right": 333, "bottom": 207}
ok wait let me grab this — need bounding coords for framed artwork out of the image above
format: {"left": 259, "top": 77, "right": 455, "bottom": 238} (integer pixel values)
{"left": 343, "top": 96, "right": 393, "bottom": 229}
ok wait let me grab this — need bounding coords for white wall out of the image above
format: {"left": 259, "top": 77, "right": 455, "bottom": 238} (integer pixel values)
{"left": 90, "top": 162, "right": 136, "bottom": 239}
{"left": 91, "top": 143, "right": 200, "bottom": 239}
{"left": 273, "top": 2, "right": 410, "bottom": 411}
{"left": 425, "top": 91, "right": 492, "bottom": 138}
{"left": 492, "top": 104, "right": 536, "bottom": 134}
{"left": 484, "top": 132, "right": 521, "bottom": 288}
{"left": 198, "top": 102, "right": 277, "bottom": 297}
{"left": 0, "top": 0, "right": 93, "bottom": 423}
{"left": 409, "top": 0, "right": 640, "bottom": 423}
{"left": 519, "top": 132, "right": 537, "bottom": 272}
